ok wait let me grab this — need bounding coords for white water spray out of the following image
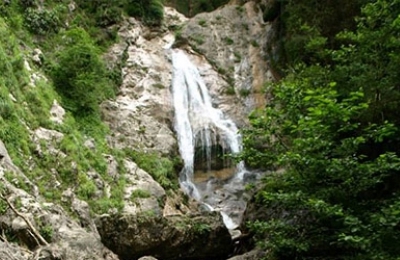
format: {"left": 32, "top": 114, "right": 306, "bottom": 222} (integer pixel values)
{"left": 171, "top": 49, "right": 247, "bottom": 229}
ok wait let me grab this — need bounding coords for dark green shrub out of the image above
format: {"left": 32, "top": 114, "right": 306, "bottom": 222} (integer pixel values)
{"left": 50, "top": 28, "right": 115, "bottom": 116}
{"left": 19, "top": 0, "right": 36, "bottom": 8}
{"left": 130, "top": 189, "right": 151, "bottom": 201}
{"left": 125, "top": 0, "right": 164, "bottom": 25}
{"left": 223, "top": 37, "right": 234, "bottom": 45}
{"left": 198, "top": 0, "right": 213, "bottom": 12}
{"left": 165, "top": 0, "right": 229, "bottom": 17}
{"left": 123, "top": 149, "right": 180, "bottom": 190}
{"left": 24, "top": 7, "right": 62, "bottom": 34}
{"left": 75, "top": 0, "right": 125, "bottom": 27}
{"left": 39, "top": 225, "right": 53, "bottom": 242}
{"left": 0, "top": 98, "right": 13, "bottom": 119}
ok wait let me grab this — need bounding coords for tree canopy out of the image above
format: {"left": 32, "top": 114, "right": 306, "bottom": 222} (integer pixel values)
{"left": 241, "top": 0, "right": 400, "bottom": 259}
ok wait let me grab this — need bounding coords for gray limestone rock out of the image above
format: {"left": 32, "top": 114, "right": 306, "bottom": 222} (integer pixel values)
{"left": 123, "top": 160, "right": 166, "bottom": 216}
{"left": 49, "top": 100, "right": 65, "bottom": 124}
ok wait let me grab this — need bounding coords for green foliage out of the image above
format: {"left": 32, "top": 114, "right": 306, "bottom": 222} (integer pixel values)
{"left": 225, "top": 86, "right": 235, "bottom": 95}
{"left": 190, "top": 34, "right": 205, "bottom": 45}
{"left": 198, "top": 19, "right": 207, "bottom": 27}
{"left": 223, "top": 37, "right": 234, "bottom": 45}
{"left": 77, "top": 175, "right": 97, "bottom": 201}
{"left": 50, "top": 28, "right": 115, "bottom": 117}
{"left": 250, "top": 40, "right": 259, "bottom": 48}
{"left": 245, "top": 72, "right": 400, "bottom": 259}
{"left": 233, "top": 51, "right": 241, "bottom": 62}
{"left": 0, "top": 98, "right": 13, "bottom": 119}
{"left": 165, "top": 0, "right": 229, "bottom": 17}
{"left": 0, "top": 183, "right": 7, "bottom": 215}
{"left": 130, "top": 189, "right": 151, "bottom": 201}
{"left": 124, "top": 149, "right": 179, "bottom": 190}
{"left": 97, "top": 176, "right": 126, "bottom": 213}
{"left": 136, "top": 210, "right": 157, "bottom": 224}
{"left": 0, "top": 1, "right": 130, "bottom": 221}
{"left": 274, "top": 0, "right": 365, "bottom": 67}
{"left": 74, "top": 0, "right": 125, "bottom": 27}
{"left": 92, "top": 197, "right": 124, "bottom": 214}
{"left": 74, "top": 0, "right": 165, "bottom": 27}
{"left": 125, "top": 0, "right": 164, "bottom": 25}
{"left": 24, "top": 6, "right": 63, "bottom": 35}
{"left": 39, "top": 224, "right": 53, "bottom": 242}
{"left": 242, "top": 1, "right": 400, "bottom": 259}
{"left": 18, "top": 0, "right": 37, "bottom": 9}
{"left": 193, "top": 222, "right": 211, "bottom": 235}
{"left": 0, "top": 199, "right": 7, "bottom": 214}
{"left": 239, "top": 89, "right": 250, "bottom": 98}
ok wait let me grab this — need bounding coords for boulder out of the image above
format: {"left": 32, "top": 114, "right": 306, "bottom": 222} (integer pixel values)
{"left": 123, "top": 160, "right": 166, "bottom": 216}
{"left": 96, "top": 212, "right": 233, "bottom": 260}
{"left": 49, "top": 100, "right": 65, "bottom": 124}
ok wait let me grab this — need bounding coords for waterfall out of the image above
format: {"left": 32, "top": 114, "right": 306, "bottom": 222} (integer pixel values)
{"left": 171, "top": 49, "right": 247, "bottom": 229}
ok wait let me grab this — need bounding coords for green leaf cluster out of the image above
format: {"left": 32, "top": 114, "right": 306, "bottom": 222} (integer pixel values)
{"left": 242, "top": 0, "right": 400, "bottom": 259}
{"left": 49, "top": 28, "right": 115, "bottom": 117}
{"left": 123, "top": 149, "right": 180, "bottom": 190}
{"left": 75, "top": 0, "right": 164, "bottom": 27}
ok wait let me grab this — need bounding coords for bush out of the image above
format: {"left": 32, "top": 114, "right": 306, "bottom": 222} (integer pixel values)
{"left": 75, "top": 0, "right": 125, "bottom": 27}
{"left": 125, "top": 0, "right": 164, "bottom": 25}
{"left": 0, "top": 98, "right": 13, "bottom": 119}
{"left": 18, "top": 0, "right": 37, "bottom": 9}
{"left": 130, "top": 189, "right": 151, "bottom": 201}
{"left": 39, "top": 225, "right": 53, "bottom": 242}
{"left": 165, "top": 0, "right": 229, "bottom": 17}
{"left": 124, "top": 149, "right": 180, "bottom": 190}
{"left": 24, "top": 7, "right": 62, "bottom": 34}
{"left": 50, "top": 28, "right": 115, "bottom": 117}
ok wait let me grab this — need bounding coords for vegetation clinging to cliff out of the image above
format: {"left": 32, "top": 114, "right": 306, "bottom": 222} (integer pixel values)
{"left": 50, "top": 28, "right": 115, "bottom": 117}
{"left": 0, "top": 0, "right": 173, "bottom": 218}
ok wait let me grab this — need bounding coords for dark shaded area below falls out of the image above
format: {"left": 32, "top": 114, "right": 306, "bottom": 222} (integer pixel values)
{"left": 194, "top": 144, "right": 233, "bottom": 173}
{"left": 95, "top": 212, "right": 233, "bottom": 260}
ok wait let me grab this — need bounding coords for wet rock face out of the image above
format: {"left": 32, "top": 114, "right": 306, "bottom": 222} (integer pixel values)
{"left": 194, "top": 143, "right": 233, "bottom": 172}
{"left": 96, "top": 212, "right": 233, "bottom": 260}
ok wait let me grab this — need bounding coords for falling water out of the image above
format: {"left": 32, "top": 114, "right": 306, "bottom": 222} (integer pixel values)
{"left": 171, "top": 49, "right": 247, "bottom": 229}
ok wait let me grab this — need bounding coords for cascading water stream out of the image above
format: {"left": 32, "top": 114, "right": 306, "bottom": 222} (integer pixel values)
{"left": 171, "top": 49, "right": 248, "bottom": 229}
